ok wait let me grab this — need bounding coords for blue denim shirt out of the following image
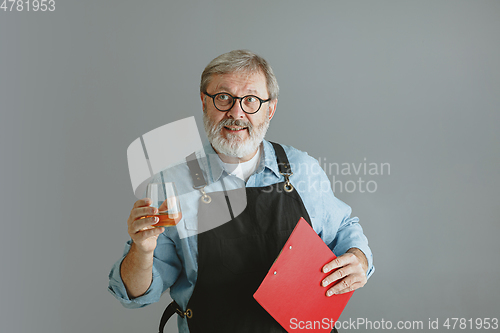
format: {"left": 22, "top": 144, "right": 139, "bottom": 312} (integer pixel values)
{"left": 108, "top": 140, "right": 374, "bottom": 333}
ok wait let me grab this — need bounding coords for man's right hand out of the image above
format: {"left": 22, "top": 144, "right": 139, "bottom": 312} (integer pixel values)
{"left": 127, "top": 198, "right": 165, "bottom": 254}
{"left": 121, "top": 198, "right": 165, "bottom": 298}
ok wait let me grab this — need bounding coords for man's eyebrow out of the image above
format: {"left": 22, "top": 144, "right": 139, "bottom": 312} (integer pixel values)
{"left": 216, "top": 85, "right": 232, "bottom": 93}
{"left": 215, "top": 86, "right": 259, "bottom": 95}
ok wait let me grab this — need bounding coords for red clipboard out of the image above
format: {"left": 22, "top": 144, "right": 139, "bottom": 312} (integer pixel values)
{"left": 253, "top": 217, "right": 353, "bottom": 332}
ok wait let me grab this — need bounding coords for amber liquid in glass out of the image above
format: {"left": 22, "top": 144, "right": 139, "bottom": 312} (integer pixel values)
{"left": 144, "top": 211, "right": 182, "bottom": 227}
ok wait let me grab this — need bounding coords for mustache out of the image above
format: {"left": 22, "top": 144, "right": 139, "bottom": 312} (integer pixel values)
{"left": 216, "top": 118, "right": 253, "bottom": 133}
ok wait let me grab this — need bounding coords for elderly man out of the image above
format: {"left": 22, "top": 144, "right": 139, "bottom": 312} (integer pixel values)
{"left": 109, "top": 50, "right": 374, "bottom": 333}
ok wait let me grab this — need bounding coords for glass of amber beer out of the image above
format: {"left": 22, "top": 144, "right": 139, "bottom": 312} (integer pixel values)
{"left": 145, "top": 182, "right": 182, "bottom": 227}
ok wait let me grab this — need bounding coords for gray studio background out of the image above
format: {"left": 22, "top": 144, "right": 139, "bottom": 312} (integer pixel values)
{"left": 1, "top": 1, "right": 499, "bottom": 332}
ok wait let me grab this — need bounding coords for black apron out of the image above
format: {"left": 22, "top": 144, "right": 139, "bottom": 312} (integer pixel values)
{"left": 159, "top": 142, "right": 338, "bottom": 333}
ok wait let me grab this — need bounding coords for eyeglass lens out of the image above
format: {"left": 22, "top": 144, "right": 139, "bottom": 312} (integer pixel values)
{"left": 214, "top": 93, "right": 261, "bottom": 113}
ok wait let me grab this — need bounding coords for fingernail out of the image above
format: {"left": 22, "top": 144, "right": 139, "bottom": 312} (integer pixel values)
{"left": 323, "top": 267, "right": 330, "bottom": 273}
{"left": 154, "top": 217, "right": 159, "bottom": 223}
{"left": 322, "top": 280, "right": 328, "bottom": 287}
{"left": 327, "top": 291, "right": 333, "bottom": 297}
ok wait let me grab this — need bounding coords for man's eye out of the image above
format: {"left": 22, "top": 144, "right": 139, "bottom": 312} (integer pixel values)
{"left": 217, "top": 94, "right": 231, "bottom": 101}
{"left": 245, "top": 96, "right": 257, "bottom": 103}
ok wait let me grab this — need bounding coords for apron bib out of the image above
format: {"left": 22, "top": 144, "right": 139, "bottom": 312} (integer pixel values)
{"left": 159, "top": 143, "right": 338, "bottom": 333}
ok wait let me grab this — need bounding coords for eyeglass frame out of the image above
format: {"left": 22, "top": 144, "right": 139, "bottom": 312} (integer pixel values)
{"left": 203, "top": 91, "right": 271, "bottom": 114}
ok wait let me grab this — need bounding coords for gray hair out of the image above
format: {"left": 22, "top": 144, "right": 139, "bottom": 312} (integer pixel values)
{"left": 200, "top": 50, "right": 279, "bottom": 100}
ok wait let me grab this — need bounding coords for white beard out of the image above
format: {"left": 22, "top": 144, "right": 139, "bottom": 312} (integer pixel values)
{"left": 203, "top": 110, "right": 270, "bottom": 158}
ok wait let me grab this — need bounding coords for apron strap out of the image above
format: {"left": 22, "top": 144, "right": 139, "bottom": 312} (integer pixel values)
{"left": 270, "top": 142, "right": 294, "bottom": 192}
{"left": 186, "top": 152, "right": 213, "bottom": 203}
{"left": 186, "top": 152, "right": 207, "bottom": 188}
{"left": 269, "top": 142, "right": 292, "bottom": 174}
{"left": 158, "top": 301, "right": 179, "bottom": 333}
{"left": 159, "top": 301, "right": 194, "bottom": 333}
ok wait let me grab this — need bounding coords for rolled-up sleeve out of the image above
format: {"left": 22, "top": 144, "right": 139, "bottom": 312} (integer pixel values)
{"left": 306, "top": 160, "right": 374, "bottom": 279}
{"left": 108, "top": 233, "right": 182, "bottom": 308}
{"left": 326, "top": 195, "right": 375, "bottom": 279}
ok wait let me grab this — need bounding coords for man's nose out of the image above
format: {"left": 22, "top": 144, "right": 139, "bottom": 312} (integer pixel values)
{"left": 226, "top": 99, "right": 246, "bottom": 119}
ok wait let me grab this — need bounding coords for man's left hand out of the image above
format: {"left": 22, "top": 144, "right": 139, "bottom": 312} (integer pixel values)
{"left": 321, "top": 248, "right": 368, "bottom": 296}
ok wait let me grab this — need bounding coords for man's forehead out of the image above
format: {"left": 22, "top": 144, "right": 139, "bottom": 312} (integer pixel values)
{"left": 209, "top": 70, "right": 267, "bottom": 93}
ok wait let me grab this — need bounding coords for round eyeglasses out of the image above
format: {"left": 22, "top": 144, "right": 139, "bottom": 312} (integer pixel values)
{"left": 204, "top": 92, "right": 271, "bottom": 114}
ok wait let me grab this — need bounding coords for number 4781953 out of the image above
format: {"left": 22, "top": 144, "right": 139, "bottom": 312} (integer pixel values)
{"left": 1, "top": 0, "right": 56, "bottom": 11}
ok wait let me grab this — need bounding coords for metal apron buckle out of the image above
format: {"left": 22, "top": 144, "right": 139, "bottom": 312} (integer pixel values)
{"left": 194, "top": 185, "right": 212, "bottom": 204}
{"left": 176, "top": 307, "right": 193, "bottom": 319}
{"left": 280, "top": 172, "right": 294, "bottom": 192}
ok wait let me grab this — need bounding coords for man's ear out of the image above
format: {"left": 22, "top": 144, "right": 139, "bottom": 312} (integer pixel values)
{"left": 268, "top": 99, "right": 278, "bottom": 120}
{"left": 200, "top": 92, "right": 206, "bottom": 111}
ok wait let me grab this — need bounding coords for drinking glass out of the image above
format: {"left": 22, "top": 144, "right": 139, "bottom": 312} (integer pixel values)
{"left": 145, "top": 182, "right": 182, "bottom": 227}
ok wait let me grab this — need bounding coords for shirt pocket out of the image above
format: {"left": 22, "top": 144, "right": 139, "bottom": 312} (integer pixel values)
{"left": 173, "top": 216, "right": 199, "bottom": 240}
{"left": 184, "top": 217, "right": 197, "bottom": 231}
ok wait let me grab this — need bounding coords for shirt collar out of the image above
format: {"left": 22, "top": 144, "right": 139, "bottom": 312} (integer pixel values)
{"left": 201, "top": 139, "right": 281, "bottom": 183}
{"left": 259, "top": 140, "right": 281, "bottom": 178}
{"left": 199, "top": 143, "right": 224, "bottom": 184}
